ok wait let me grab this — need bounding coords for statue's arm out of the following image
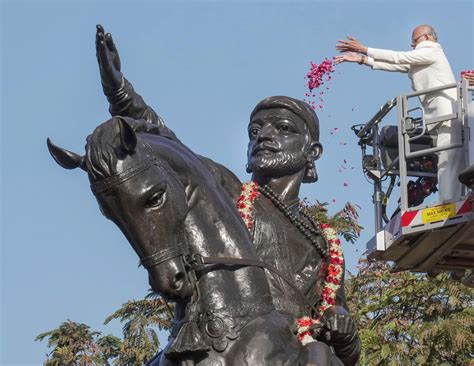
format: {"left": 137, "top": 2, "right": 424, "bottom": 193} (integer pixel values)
{"left": 104, "top": 77, "right": 165, "bottom": 126}
{"left": 96, "top": 25, "right": 165, "bottom": 127}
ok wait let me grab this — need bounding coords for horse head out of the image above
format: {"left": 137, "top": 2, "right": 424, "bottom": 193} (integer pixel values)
{"left": 48, "top": 116, "right": 197, "bottom": 301}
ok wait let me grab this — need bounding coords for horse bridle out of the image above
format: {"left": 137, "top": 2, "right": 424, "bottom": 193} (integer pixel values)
{"left": 90, "top": 144, "right": 158, "bottom": 195}
{"left": 140, "top": 242, "right": 190, "bottom": 270}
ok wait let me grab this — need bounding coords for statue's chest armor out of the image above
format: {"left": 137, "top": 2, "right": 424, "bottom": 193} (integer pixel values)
{"left": 251, "top": 197, "right": 326, "bottom": 314}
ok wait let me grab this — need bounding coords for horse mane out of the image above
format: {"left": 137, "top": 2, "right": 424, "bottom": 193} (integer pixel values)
{"left": 85, "top": 116, "right": 178, "bottom": 181}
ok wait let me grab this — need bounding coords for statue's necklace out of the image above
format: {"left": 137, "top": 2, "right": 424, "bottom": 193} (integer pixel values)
{"left": 257, "top": 184, "right": 328, "bottom": 258}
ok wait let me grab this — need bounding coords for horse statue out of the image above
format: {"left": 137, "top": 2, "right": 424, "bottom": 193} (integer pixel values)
{"left": 47, "top": 116, "right": 322, "bottom": 365}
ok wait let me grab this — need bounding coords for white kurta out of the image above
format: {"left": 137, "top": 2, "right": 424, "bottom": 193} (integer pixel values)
{"left": 367, "top": 41, "right": 464, "bottom": 202}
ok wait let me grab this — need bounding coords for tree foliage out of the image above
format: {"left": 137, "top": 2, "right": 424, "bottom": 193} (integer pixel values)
{"left": 104, "top": 293, "right": 173, "bottom": 365}
{"left": 35, "top": 320, "right": 121, "bottom": 366}
{"left": 345, "top": 259, "right": 474, "bottom": 365}
{"left": 305, "top": 200, "right": 363, "bottom": 243}
{"left": 36, "top": 292, "right": 173, "bottom": 366}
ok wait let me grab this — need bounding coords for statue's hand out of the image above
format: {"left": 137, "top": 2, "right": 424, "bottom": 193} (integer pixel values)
{"left": 321, "top": 306, "right": 357, "bottom": 346}
{"left": 96, "top": 24, "right": 123, "bottom": 91}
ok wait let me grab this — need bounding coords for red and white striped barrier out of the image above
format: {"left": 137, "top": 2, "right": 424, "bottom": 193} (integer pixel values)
{"left": 401, "top": 197, "right": 472, "bottom": 228}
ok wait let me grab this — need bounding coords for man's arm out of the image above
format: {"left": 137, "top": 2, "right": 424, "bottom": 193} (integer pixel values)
{"left": 95, "top": 25, "right": 164, "bottom": 126}
{"left": 335, "top": 35, "right": 435, "bottom": 68}
{"left": 369, "top": 59, "right": 410, "bottom": 73}
{"left": 367, "top": 46, "right": 437, "bottom": 65}
{"left": 334, "top": 52, "right": 409, "bottom": 73}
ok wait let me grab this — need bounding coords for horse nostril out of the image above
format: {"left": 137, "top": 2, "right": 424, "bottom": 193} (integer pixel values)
{"left": 173, "top": 272, "right": 185, "bottom": 291}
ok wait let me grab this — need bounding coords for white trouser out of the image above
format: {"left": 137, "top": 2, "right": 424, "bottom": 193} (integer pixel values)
{"left": 437, "top": 121, "right": 464, "bottom": 202}
{"left": 425, "top": 95, "right": 465, "bottom": 202}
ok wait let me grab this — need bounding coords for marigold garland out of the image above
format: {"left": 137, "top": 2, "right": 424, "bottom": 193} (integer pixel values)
{"left": 236, "top": 181, "right": 344, "bottom": 345}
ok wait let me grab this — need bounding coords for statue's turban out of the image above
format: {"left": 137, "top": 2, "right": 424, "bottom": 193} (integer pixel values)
{"left": 250, "top": 96, "right": 320, "bottom": 142}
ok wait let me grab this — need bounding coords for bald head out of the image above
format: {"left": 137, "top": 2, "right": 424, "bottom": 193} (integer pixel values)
{"left": 413, "top": 24, "right": 438, "bottom": 41}
{"left": 411, "top": 24, "right": 438, "bottom": 48}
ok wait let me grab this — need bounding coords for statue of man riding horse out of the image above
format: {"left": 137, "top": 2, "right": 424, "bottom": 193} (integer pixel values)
{"left": 47, "top": 25, "right": 360, "bottom": 365}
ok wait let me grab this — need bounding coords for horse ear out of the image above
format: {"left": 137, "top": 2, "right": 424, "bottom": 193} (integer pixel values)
{"left": 47, "top": 138, "right": 86, "bottom": 171}
{"left": 116, "top": 117, "right": 137, "bottom": 154}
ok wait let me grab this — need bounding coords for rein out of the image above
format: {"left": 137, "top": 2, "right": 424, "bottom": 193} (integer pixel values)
{"left": 185, "top": 253, "right": 321, "bottom": 317}
{"left": 140, "top": 247, "right": 320, "bottom": 317}
{"left": 140, "top": 241, "right": 320, "bottom": 317}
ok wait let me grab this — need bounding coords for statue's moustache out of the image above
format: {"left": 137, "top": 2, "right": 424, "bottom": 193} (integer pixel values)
{"left": 252, "top": 142, "right": 280, "bottom": 155}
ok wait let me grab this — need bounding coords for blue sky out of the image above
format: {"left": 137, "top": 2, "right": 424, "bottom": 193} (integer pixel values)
{"left": 2, "top": 0, "right": 473, "bottom": 364}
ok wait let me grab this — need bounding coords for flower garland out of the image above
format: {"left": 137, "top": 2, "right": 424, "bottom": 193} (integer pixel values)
{"left": 236, "top": 181, "right": 261, "bottom": 230}
{"left": 236, "top": 181, "right": 344, "bottom": 345}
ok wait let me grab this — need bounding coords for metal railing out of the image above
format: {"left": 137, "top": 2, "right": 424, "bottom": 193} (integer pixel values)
{"left": 398, "top": 81, "right": 467, "bottom": 211}
{"left": 357, "top": 80, "right": 472, "bottom": 233}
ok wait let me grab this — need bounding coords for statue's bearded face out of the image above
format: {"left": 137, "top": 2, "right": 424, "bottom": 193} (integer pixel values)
{"left": 247, "top": 108, "right": 313, "bottom": 178}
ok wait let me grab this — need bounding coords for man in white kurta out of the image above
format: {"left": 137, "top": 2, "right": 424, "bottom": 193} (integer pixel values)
{"left": 335, "top": 25, "right": 464, "bottom": 203}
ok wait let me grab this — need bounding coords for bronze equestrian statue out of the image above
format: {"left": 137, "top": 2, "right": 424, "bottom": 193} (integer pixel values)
{"left": 48, "top": 115, "right": 319, "bottom": 364}
{"left": 47, "top": 25, "right": 361, "bottom": 365}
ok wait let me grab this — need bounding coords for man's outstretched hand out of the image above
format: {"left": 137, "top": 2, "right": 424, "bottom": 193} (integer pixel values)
{"left": 96, "top": 24, "right": 123, "bottom": 91}
{"left": 334, "top": 52, "right": 364, "bottom": 65}
{"left": 336, "top": 36, "right": 368, "bottom": 55}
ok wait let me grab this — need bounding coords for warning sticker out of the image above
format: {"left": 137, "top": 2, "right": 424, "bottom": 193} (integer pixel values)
{"left": 422, "top": 203, "right": 455, "bottom": 224}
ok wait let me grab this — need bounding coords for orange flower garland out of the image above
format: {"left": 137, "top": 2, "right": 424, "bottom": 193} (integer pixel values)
{"left": 236, "top": 181, "right": 344, "bottom": 345}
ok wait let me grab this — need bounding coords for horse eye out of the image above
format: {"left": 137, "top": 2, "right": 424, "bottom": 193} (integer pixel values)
{"left": 146, "top": 191, "right": 166, "bottom": 209}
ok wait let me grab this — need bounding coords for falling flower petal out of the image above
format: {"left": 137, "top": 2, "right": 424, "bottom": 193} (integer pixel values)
{"left": 305, "top": 58, "right": 336, "bottom": 111}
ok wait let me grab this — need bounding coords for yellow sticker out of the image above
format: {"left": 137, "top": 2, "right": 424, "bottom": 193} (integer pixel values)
{"left": 422, "top": 203, "right": 456, "bottom": 224}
